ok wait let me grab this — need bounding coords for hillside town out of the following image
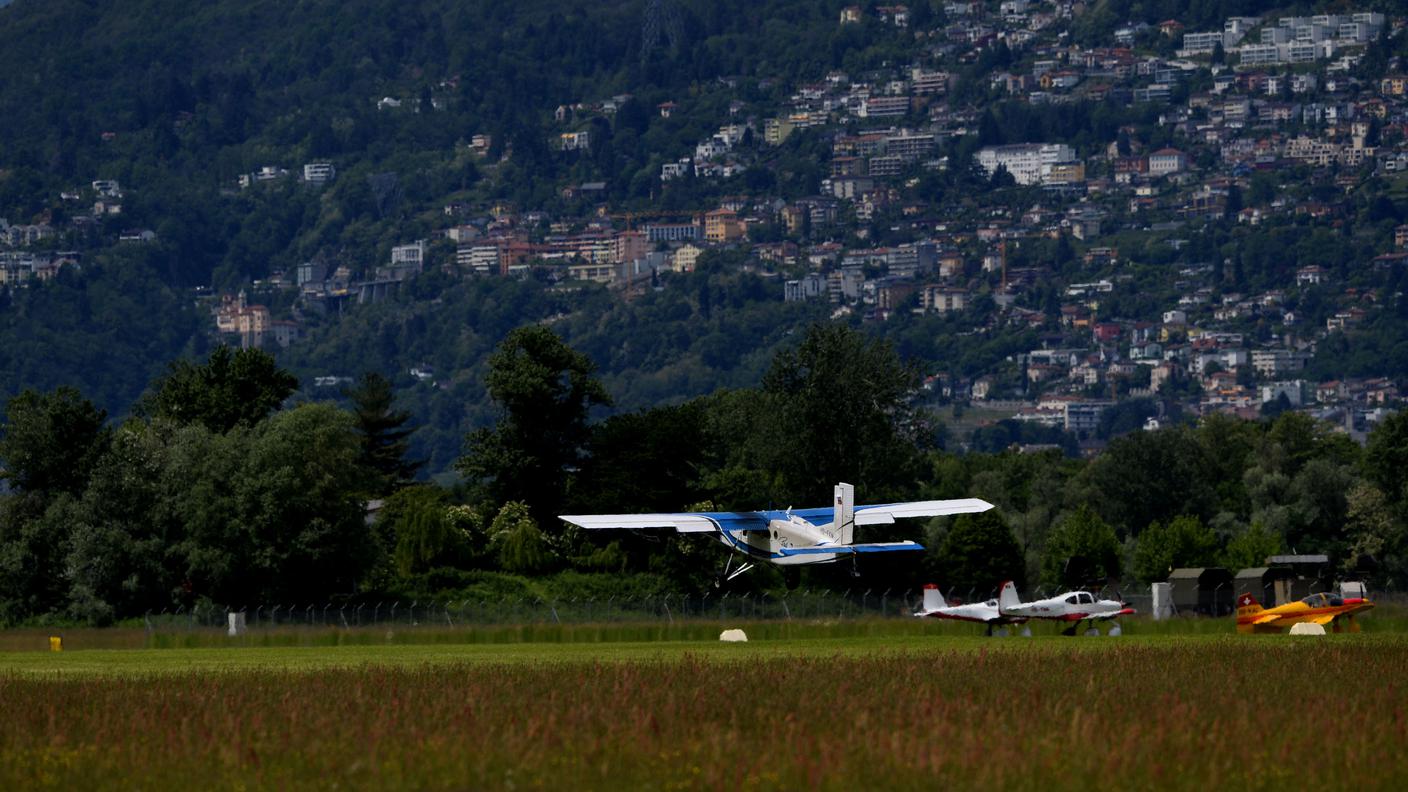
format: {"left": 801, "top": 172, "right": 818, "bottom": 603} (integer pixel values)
{"left": 7, "top": 4, "right": 1408, "bottom": 450}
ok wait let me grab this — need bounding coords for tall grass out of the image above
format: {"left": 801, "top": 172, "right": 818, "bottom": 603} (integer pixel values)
{"left": 1, "top": 641, "right": 1405, "bottom": 789}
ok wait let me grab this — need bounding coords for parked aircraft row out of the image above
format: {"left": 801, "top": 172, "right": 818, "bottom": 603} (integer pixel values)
{"left": 915, "top": 585, "right": 1377, "bottom": 635}
{"left": 914, "top": 582, "right": 1134, "bottom": 636}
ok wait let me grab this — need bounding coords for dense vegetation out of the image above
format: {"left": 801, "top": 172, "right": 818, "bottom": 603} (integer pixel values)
{"left": 2, "top": 323, "right": 1406, "bottom": 626}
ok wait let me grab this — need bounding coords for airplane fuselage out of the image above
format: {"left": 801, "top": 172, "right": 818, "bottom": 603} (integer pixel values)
{"left": 716, "top": 513, "right": 841, "bottom": 566}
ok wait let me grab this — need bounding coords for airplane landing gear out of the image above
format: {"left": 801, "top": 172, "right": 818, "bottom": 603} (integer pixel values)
{"left": 716, "top": 555, "right": 755, "bottom": 588}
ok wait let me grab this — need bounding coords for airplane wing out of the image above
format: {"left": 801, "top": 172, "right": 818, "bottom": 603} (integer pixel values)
{"left": 854, "top": 498, "right": 994, "bottom": 525}
{"left": 792, "top": 498, "right": 994, "bottom": 525}
{"left": 1310, "top": 614, "right": 1339, "bottom": 626}
{"left": 558, "top": 512, "right": 768, "bottom": 533}
{"left": 776, "top": 541, "right": 924, "bottom": 556}
{"left": 1252, "top": 612, "right": 1284, "bottom": 626}
{"left": 1089, "top": 607, "right": 1136, "bottom": 620}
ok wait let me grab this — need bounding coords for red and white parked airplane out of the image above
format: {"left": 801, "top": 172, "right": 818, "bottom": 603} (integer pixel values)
{"left": 913, "top": 583, "right": 1030, "bottom": 636}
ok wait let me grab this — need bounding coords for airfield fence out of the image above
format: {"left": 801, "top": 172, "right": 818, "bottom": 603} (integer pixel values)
{"left": 141, "top": 585, "right": 1173, "bottom": 631}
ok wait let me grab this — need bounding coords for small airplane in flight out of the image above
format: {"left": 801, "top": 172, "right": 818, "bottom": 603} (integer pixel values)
{"left": 913, "top": 583, "right": 1029, "bottom": 636}
{"left": 1235, "top": 591, "right": 1375, "bottom": 633}
{"left": 996, "top": 581, "right": 1135, "bottom": 636}
{"left": 560, "top": 483, "right": 993, "bottom": 582}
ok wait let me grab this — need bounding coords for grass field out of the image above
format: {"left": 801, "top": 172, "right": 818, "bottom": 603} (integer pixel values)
{"left": 2, "top": 620, "right": 1407, "bottom": 789}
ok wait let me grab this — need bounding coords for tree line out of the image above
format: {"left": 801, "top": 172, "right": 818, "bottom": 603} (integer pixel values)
{"left": 3, "top": 322, "right": 1408, "bottom": 624}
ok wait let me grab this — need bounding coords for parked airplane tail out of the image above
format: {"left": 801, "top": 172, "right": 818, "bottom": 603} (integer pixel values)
{"left": 1235, "top": 592, "right": 1264, "bottom": 616}
{"left": 920, "top": 584, "right": 945, "bottom": 613}
{"left": 827, "top": 482, "right": 855, "bottom": 545}
{"left": 998, "top": 580, "right": 1022, "bottom": 612}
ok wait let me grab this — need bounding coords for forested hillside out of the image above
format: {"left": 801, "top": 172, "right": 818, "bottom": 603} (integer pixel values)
{"left": 5, "top": 0, "right": 1408, "bottom": 480}
{"left": 0, "top": 0, "right": 923, "bottom": 449}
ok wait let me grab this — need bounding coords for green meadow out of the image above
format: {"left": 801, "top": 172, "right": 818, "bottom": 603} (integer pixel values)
{"left": 2, "top": 621, "right": 1407, "bottom": 789}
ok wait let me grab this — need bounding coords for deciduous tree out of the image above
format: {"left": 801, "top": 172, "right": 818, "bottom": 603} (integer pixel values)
{"left": 1041, "top": 505, "right": 1121, "bottom": 589}
{"left": 457, "top": 326, "right": 611, "bottom": 526}
{"left": 144, "top": 346, "right": 297, "bottom": 433}
{"left": 931, "top": 510, "right": 1025, "bottom": 598}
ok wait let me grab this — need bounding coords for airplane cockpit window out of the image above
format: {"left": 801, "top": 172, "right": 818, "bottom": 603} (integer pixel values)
{"left": 1329, "top": 596, "right": 1344, "bottom": 607}
{"left": 1065, "top": 595, "right": 1080, "bottom": 604}
{"left": 1302, "top": 594, "right": 1326, "bottom": 607}
{"left": 984, "top": 600, "right": 998, "bottom": 607}
{"left": 1077, "top": 592, "right": 1095, "bottom": 605}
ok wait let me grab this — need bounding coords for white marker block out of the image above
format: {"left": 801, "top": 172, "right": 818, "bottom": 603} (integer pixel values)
{"left": 1290, "top": 622, "right": 1326, "bottom": 636}
{"left": 719, "top": 629, "right": 748, "bottom": 642}
{"left": 227, "top": 612, "right": 247, "bottom": 637}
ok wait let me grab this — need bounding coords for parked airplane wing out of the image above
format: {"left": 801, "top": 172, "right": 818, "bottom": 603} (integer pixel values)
{"left": 558, "top": 512, "right": 768, "bottom": 533}
{"left": 1089, "top": 607, "right": 1136, "bottom": 620}
{"left": 776, "top": 541, "right": 924, "bottom": 556}
{"left": 852, "top": 498, "right": 994, "bottom": 525}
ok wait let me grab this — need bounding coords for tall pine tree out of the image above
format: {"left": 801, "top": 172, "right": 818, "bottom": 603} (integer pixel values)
{"left": 345, "top": 372, "right": 421, "bottom": 495}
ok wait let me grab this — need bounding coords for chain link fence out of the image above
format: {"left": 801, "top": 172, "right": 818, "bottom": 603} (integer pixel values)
{"left": 141, "top": 584, "right": 1218, "bottom": 631}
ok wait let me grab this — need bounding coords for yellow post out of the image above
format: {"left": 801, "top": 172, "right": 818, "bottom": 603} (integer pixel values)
{"left": 49, "top": 636, "right": 62, "bottom": 652}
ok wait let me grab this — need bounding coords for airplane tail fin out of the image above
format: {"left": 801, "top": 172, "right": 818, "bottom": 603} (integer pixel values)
{"left": 829, "top": 482, "right": 855, "bottom": 544}
{"left": 920, "top": 584, "right": 945, "bottom": 614}
{"left": 998, "top": 580, "right": 1022, "bottom": 612}
{"left": 1235, "top": 592, "right": 1264, "bottom": 634}
{"left": 1235, "top": 592, "right": 1264, "bottom": 616}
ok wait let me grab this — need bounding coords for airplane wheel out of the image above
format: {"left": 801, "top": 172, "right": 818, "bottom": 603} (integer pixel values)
{"left": 784, "top": 568, "right": 801, "bottom": 590}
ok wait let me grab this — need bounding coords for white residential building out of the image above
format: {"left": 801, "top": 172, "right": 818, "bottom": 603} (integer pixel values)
{"left": 303, "top": 162, "right": 336, "bottom": 185}
{"left": 975, "top": 143, "right": 1076, "bottom": 185}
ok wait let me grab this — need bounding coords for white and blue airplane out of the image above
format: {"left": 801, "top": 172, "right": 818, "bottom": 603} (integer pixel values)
{"left": 560, "top": 483, "right": 993, "bottom": 582}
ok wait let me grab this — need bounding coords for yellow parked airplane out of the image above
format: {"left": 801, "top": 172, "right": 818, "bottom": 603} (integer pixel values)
{"left": 1234, "top": 592, "right": 1374, "bottom": 633}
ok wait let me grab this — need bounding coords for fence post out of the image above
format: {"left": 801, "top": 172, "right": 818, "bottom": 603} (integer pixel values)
{"left": 390, "top": 601, "right": 399, "bottom": 624}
